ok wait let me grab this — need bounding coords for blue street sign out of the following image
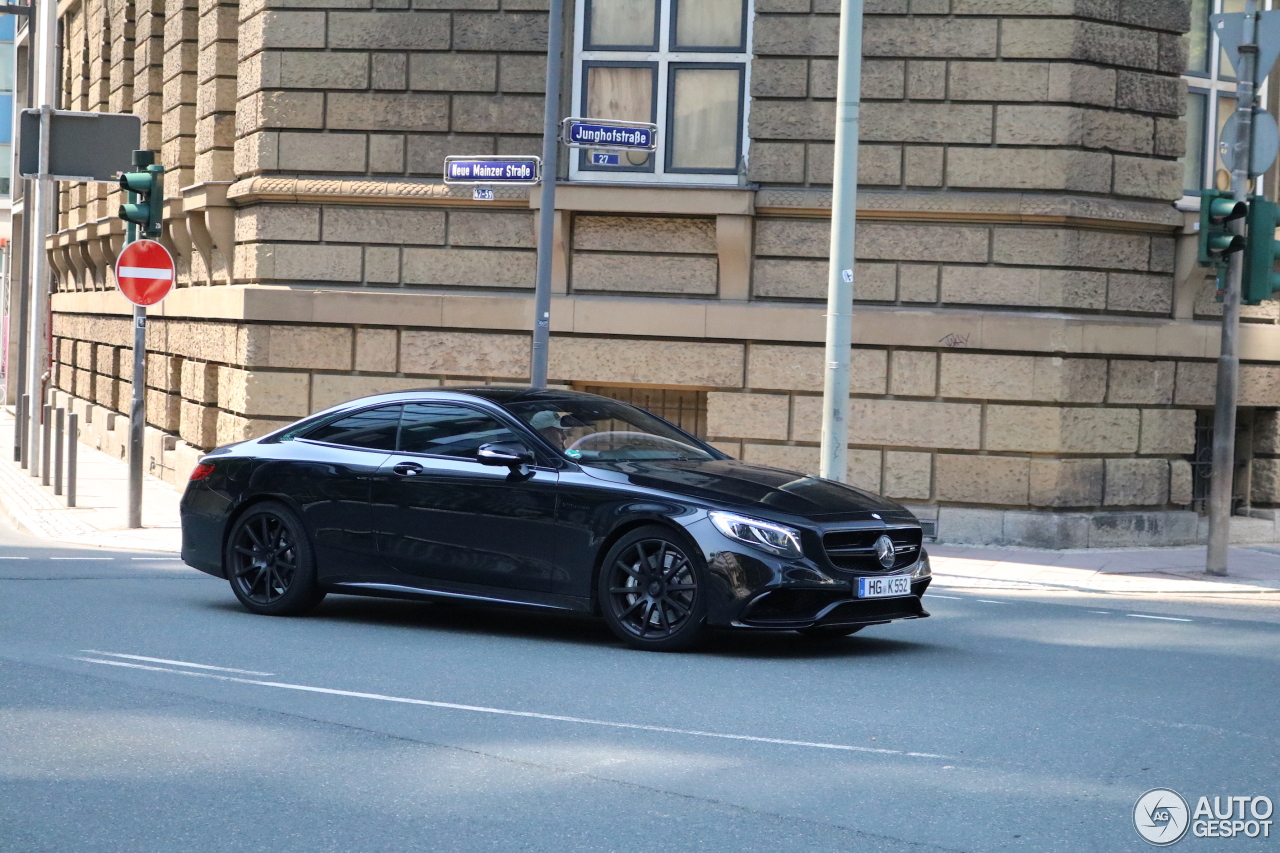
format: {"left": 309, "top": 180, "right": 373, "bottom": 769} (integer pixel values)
{"left": 473, "top": 187, "right": 495, "bottom": 201}
{"left": 589, "top": 151, "right": 620, "bottom": 166}
{"left": 444, "top": 156, "right": 541, "bottom": 185}
{"left": 562, "top": 118, "right": 658, "bottom": 151}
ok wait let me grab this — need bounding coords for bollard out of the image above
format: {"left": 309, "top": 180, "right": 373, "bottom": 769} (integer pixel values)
{"left": 54, "top": 408, "right": 64, "bottom": 496}
{"left": 41, "top": 404, "right": 51, "bottom": 485}
{"left": 14, "top": 394, "right": 24, "bottom": 463}
{"left": 67, "top": 413, "right": 78, "bottom": 508}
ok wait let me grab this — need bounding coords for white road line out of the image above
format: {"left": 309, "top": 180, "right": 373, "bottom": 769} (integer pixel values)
{"left": 1127, "top": 614, "right": 1193, "bottom": 623}
{"left": 927, "top": 594, "right": 962, "bottom": 600}
{"left": 0, "top": 556, "right": 29, "bottom": 560}
{"left": 50, "top": 557, "right": 112, "bottom": 561}
{"left": 80, "top": 651, "right": 274, "bottom": 676}
{"left": 69, "top": 656, "right": 951, "bottom": 760}
{"left": 975, "top": 600, "right": 1008, "bottom": 604}
{"left": 1088, "top": 611, "right": 1112, "bottom": 614}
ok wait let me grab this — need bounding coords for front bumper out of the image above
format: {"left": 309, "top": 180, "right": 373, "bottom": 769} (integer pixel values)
{"left": 694, "top": 520, "right": 932, "bottom": 630}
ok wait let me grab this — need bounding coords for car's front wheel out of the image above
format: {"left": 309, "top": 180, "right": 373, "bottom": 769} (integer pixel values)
{"left": 599, "top": 526, "right": 707, "bottom": 652}
{"left": 225, "top": 502, "right": 325, "bottom": 616}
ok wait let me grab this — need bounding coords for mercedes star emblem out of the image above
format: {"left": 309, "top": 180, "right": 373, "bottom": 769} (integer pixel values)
{"left": 874, "top": 535, "right": 896, "bottom": 568}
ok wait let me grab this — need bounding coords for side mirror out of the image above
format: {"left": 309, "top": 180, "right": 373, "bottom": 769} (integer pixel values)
{"left": 477, "top": 441, "right": 535, "bottom": 468}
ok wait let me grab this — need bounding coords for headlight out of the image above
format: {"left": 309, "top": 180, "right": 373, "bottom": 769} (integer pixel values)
{"left": 709, "top": 511, "right": 804, "bottom": 560}
{"left": 911, "top": 551, "right": 931, "bottom": 579}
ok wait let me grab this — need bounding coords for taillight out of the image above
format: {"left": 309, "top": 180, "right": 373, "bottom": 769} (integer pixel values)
{"left": 189, "top": 462, "right": 216, "bottom": 481}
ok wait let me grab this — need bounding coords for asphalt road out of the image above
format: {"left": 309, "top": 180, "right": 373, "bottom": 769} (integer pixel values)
{"left": 1, "top": 517, "right": 1278, "bottom": 853}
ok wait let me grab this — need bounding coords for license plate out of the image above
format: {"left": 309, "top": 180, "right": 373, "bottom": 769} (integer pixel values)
{"left": 857, "top": 573, "right": 913, "bottom": 599}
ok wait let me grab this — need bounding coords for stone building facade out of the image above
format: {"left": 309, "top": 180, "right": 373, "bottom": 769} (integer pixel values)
{"left": 18, "top": 0, "right": 1280, "bottom": 547}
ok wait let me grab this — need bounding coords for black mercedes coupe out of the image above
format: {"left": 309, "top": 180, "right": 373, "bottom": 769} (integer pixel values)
{"left": 180, "top": 388, "right": 931, "bottom": 651}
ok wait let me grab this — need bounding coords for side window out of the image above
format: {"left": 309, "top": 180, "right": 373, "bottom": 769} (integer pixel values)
{"left": 399, "top": 404, "right": 522, "bottom": 459}
{"left": 304, "top": 405, "right": 402, "bottom": 451}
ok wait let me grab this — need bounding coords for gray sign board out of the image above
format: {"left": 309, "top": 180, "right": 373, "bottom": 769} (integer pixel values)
{"left": 18, "top": 109, "right": 142, "bottom": 182}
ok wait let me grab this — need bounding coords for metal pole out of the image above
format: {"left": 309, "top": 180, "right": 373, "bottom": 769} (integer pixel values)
{"left": 128, "top": 307, "right": 144, "bottom": 527}
{"left": 66, "top": 410, "right": 75, "bottom": 506}
{"left": 529, "top": 0, "right": 564, "bottom": 389}
{"left": 13, "top": 0, "right": 36, "bottom": 466}
{"left": 1208, "top": 1, "right": 1260, "bottom": 577}
{"left": 53, "top": 404, "right": 62, "bottom": 494}
{"left": 819, "top": 0, "right": 865, "bottom": 482}
{"left": 40, "top": 401, "right": 49, "bottom": 484}
{"left": 25, "top": 0, "right": 56, "bottom": 485}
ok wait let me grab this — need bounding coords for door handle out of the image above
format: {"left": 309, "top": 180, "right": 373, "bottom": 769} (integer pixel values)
{"left": 392, "top": 461, "right": 424, "bottom": 477}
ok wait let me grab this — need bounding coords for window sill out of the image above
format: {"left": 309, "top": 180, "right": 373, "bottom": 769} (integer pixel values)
{"left": 530, "top": 182, "right": 754, "bottom": 216}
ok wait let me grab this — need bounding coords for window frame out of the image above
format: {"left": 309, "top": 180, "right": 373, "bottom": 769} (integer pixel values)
{"left": 663, "top": 61, "right": 746, "bottom": 175}
{"left": 577, "top": 60, "right": 660, "bottom": 175}
{"left": 583, "top": 0, "right": 660, "bottom": 51}
{"left": 570, "top": 0, "right": 753, "bottom": 186}
{"left": 1180, "top": 0, "right": 1272, "bottom": 205}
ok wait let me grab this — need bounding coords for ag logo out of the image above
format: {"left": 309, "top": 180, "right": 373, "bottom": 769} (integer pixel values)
{"left": 1135, "top": 788, "right": 1191, "bottom": 846}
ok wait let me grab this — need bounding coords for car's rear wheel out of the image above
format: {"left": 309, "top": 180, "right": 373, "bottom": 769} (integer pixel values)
{"left": 599, "top": 527, "right": 707, "bottom": 652}
{"left": 225, "top": 502, "right": 325, "bottom": 616}
{"left": 796, "top": 625, "right": 864, "bottom": 640}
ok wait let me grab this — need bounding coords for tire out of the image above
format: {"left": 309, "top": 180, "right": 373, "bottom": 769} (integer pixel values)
{"left": 797, "top": 625, "right": 864, "bottom": 640}
{"left": 598, "top": 526, "right": 708, "bottom": 652}
{"left": 225, "top": 502, "right": 326, "bottom": 616}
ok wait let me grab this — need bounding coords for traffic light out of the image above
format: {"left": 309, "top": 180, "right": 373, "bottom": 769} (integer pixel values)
{"left": 117, "top": 153, "right": 164, "bottom": 239}
{"left": 1243, "top": 196, "right": 1280, "bottom": 305}
{"left": 1198, "top": 189, "right": 1246, "bottom": 268}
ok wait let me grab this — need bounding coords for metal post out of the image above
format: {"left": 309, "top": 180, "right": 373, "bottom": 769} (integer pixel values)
{"left": 529, "top": 0, "right": 564, "bottom": 389}
{"left": 13, "top": 0, "right": 36, "bottom": 466}
{"left": 819, "top": 0, "right": 865, "bottom": 481}
{"left": 66, "top": 411, "right": 76, "bottom": 507}
{"left": 25, "top": 0, "right": 57, "bottom": 483}
{"left": 1208, "top": 1, "right": 1260, "bottom": 577}
{"left": 53, "top": 404, "right": 62, "bottom": 494}
{"left": 128, "top": 304, "right": 144, "bottom": 528}
{"left": 40, "top": 402, "right": 49, "bottom": 484}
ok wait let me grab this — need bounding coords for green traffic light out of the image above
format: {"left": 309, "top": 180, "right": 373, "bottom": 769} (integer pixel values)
{"left": 116, "top": 160, "right": 165, "bottom": 238}
{"left": 1243, "top": 195, "right": 1280, "bottom": 306}
{"left": 1198, "top": 190, "right": 1248, "bottom": 269}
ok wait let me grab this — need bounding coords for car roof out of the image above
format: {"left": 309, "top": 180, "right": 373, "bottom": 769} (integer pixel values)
{"left": 332, "top": 386, "right": 612, "bottom": 411}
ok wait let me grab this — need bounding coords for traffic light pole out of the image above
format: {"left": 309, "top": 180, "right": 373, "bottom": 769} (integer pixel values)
{"left": 819, "top": 0, "right": 864, "bottom": 481}
{"left": 25, "top": 0, "right": 56, "bottom": 480}
{"left": 1207, "top": 1, "right": 1259, "bottom": 576}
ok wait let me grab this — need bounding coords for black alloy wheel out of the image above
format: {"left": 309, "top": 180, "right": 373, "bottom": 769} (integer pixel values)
{"left": 600, "top": 527, "right": 707, "bottom": 651}
{"left": 225, "top": 503, "right": 325, "bottom": 616}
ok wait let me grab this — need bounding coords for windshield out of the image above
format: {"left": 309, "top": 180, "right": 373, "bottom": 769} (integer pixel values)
{"left": 503, "top": 396, "right": 718, "bottom": 463}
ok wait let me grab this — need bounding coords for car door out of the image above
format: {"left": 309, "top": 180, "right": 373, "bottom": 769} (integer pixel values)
{"left": 287, "top": 403, "right": 401, "bottom": 584}
{"left": 371, "top": 402, "right": 558, "bottom": 593}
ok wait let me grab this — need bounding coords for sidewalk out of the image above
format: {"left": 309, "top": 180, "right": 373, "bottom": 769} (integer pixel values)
{"left": 0, "top": 410, "right": 182, "bottom": 552}
{"left": 2, "top": 405, "right": 1280, "bottom": 590}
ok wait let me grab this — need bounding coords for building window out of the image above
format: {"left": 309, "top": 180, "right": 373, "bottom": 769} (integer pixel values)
{"left": 1181, "top": 0, "right": 1258, "bottom": 199}
{"left": 570, "top": 0, "right": 751, "bottom": 186}
{"left": 576, "top": 384, "right": 708, "bottom": 438}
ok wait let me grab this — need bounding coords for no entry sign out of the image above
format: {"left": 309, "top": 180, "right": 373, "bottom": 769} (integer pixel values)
{"left": 115, "top": 239, "right": 175, "bottom": 306}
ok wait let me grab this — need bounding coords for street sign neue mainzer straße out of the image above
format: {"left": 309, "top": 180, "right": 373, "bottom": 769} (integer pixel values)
{"left": 443, "top": 156, "right": 542, "bottom": 185}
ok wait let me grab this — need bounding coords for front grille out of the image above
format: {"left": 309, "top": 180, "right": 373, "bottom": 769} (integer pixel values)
{"left": 822, "top": 527, "right": 922, "bottom": 572}
{"left": 743, "top": 589, "right": 849, "bottom": 623}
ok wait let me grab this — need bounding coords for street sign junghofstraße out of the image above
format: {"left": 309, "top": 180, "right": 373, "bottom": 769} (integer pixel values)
{"left": 443, "top": 156, "right": 542, "bottom": 185}
{"left": 562, "top": 118, "right": 658, "bottom": 150}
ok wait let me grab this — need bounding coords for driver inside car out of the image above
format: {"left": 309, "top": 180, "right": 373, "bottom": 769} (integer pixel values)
{"left": 527, "top": 410, "right": 589, "bottom": 449}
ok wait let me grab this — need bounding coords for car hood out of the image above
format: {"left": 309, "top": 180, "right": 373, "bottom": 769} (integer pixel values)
{"left": 579, "top": 458, "right": 911, "bottom": 522}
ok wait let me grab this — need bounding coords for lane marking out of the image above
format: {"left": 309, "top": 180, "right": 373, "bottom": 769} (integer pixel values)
{"left": 50, "top": 557, "right": 112, "bottom": 561}
{"left": 80, "top": 650, "right": 274, "bottom": 676}
{"left": 975, "top": 600, "right": 1008, "bottom": 604}
{"left": 1127, "top": 614, "right": 1193, "bottom": 623}
{"left": 0, "top": 557, "right": 30, "bottom": 560}
{"left": 927, "top": 594, "right": 962, "bottom": 600}
{"left": 69, "top": 656, "right": 951, "bottom": 760}
{"left": 1088, "top": 611, "right": 1112, "bottom": 614}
